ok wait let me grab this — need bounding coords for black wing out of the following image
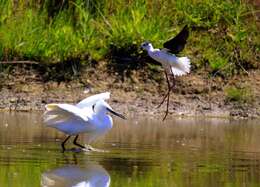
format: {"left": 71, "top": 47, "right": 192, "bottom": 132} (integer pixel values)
{"left": 163, "top": 25, "right": 189, "bottom": 54}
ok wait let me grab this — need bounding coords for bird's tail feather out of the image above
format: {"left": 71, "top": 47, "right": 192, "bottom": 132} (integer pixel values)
{"left": 171, "top": 57, "right": 191, "bottom": 76}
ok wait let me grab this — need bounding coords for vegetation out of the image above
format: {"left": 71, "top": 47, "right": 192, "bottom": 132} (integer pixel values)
{"left": 0, "top": 0, "right": 259, "bottom": 76}
{"left": 224, "top": 85, "right": 254, "bottom": 103}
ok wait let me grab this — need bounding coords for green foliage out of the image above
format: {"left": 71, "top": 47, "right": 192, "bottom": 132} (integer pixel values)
{"left": 0, "top": 0, "right": 258, "bottom": 76}
{"left": 224, "top": 86, "right": 254, "bottom": 103}
{"left": 0, "top": 1, "right": 96, "bottom": 63}
{"left": 203, "top": 49, "right": 228, "bottom": 72}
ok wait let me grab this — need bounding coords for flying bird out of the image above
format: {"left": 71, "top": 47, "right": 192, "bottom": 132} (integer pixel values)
{"left": 43, "top": 92, "right": 126, "bottom": 152}
{"left": 141, "top": 25, "right": 190, "bottom": 120}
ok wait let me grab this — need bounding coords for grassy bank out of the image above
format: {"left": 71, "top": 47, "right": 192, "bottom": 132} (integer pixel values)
{"left": 0, "top": 0, "right": 258, "bottom": 76}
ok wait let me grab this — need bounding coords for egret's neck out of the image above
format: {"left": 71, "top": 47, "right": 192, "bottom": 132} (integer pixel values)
{"left": 95, "top": 111, "right": 107, "bottom": 120}
{"left": 95, "top": 112, "right": 112, "bottom": 129}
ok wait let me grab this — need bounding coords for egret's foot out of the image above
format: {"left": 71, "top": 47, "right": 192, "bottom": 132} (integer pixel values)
{"left": 83, "top": 145, "right": 109, "bottom": 153}
{"left": 86, "top": 145, "right": 94, "bottom": 151}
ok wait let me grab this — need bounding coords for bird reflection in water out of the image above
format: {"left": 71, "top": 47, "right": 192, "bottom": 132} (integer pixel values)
{"left": 41, "top": 162, "right": 110, "bottom": 187}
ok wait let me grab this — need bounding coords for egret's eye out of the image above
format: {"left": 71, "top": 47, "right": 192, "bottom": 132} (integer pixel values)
{"left": 92, "top": 104, "right": 95, "bottom": 111}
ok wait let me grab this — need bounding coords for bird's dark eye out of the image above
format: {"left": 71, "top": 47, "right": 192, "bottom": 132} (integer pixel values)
{"left": 92, "top": 104, "right": 95, "bottom": 111}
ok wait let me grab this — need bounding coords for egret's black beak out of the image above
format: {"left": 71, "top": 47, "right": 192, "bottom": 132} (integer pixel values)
{"left": 107, "top": 108, "right": 126, "bottom": 120}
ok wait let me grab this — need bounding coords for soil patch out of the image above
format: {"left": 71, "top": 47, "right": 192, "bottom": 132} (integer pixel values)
{"left": 0, "top": 61, "right": 259, "bottom": 119}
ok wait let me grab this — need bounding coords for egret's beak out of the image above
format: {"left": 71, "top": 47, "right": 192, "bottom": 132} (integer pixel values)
{"left": 107, "top": 108, "right": 126, "bottom": 120}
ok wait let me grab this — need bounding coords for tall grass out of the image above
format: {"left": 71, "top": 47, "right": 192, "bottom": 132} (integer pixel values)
{"left": 0, "top": 0, "right": 258, "bottom": 76}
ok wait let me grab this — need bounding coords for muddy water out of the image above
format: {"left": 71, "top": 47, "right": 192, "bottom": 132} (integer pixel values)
{"left": 0, "top": 112, "right": 260, "bottom": 187}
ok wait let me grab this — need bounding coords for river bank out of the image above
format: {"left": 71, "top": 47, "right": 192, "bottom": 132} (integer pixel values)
{"left": 0, "top": 62, "right": 259, "bottom": 119}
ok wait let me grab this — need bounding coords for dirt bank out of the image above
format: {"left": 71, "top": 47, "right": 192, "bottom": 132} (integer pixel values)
{"left": 0, "top": 61, "right": 259, "bottom": 119}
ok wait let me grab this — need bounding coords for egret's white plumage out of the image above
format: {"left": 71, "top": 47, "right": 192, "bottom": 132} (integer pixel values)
{"left": 43, "top": 92, "right": 125, "bottom": 151}
{"left": 76, "top": 92, "right": 110, "bottom": 109}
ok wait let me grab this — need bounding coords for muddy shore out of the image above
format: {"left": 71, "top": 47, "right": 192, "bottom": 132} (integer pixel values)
{"left": 0, "top": 62, "right": 259, "bottom": 119}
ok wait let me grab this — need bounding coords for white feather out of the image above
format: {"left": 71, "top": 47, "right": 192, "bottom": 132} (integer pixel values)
{"left": 171, "top": 57, "right": 190, "bottom": 76}
{"left": 44, "top": 92, "right": 110, "bottom": 126}
{"left": 143, "top": 43, "right": 191, "bottom": 77}
{"left": 43, "top": 92, "right": 116, "bottom": 137}
{"left": 44, "top": 104, "right": 88, "bottom": 126}
{"left": 76, "top": 92, "right": 110, "bottom": 109}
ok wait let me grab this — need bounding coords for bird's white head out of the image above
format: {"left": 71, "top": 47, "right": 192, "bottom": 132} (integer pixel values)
{"left": 141, "top": 41, "right": 154, "bottom": 51}
{"left": 93, "top": 100, "right": 126, "bottom": 119}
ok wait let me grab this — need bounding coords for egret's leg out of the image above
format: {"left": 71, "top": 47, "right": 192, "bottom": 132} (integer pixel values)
{"left": 61, "top": 135, "right": 71, "bottom": 152}
{"left": 73, "top": 135, "right": 86, "bottom": 149}
{"left": 157, "top": 71, "right": 171, "bottom": 108}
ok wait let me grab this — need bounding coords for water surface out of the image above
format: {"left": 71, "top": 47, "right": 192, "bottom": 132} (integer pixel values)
{"left": 0, "top": 112, "right": 260, "bottom": 186}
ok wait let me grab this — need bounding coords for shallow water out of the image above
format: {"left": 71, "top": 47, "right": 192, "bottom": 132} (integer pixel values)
{"left": 0, "top": 112, "right": 260, "bottom": 187}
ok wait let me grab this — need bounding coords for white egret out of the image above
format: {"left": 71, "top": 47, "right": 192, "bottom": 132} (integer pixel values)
{"left": 141, "top": 25, "right": 190, "bottom": 120}
{"left": 43, "top": 92, "right": 126, "bottom": 152}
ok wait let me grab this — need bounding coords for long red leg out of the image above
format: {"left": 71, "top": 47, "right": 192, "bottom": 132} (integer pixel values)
{"left": 157, "top": 71, "right": 171, "bottom": 109}
{"left": 162, "top": 69, "right": 175, "bottom": 121}
{"left": 162, "top": 88, "right": 170, "bottom": 121}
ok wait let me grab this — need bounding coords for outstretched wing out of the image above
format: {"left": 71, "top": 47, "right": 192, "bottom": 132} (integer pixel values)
{"left": 76, "top": 92, "right": 110, "bottom": 109}
{"left": 44, "top": 103, "right": 88, "bottom": 126}
{"left": 163, "top": 25, "right": 189, "bottom": 54}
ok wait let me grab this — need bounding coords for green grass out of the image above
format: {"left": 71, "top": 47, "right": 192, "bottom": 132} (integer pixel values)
{"left": 0, "top": 0, "right": 259, "bottom": 76}
{"left": 224, "top": 85, "right": 254, "bottom": 103}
